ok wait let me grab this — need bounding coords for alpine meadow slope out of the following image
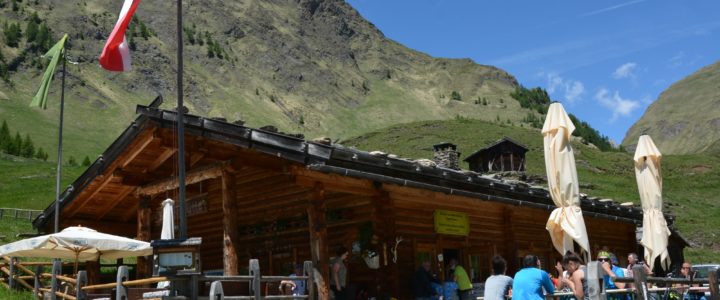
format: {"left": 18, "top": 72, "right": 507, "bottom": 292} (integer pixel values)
{"left": 623, "top": 60, "right": 720, "bottom": 154}
{"left": 0, "top": 0, "right": 524, "bottom": 161}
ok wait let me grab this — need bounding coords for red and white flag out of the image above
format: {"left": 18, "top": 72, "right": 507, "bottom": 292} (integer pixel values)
{"left": 99, "top": 0, "right": 142, "bottom": 72}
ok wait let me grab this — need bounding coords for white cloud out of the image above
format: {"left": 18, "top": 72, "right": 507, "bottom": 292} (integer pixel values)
{"left": 566, "top": 81, "right": 585, "bottom": 103}
{"left": 544, "top": 72, "right": 585, "bottom": 104}
{"left": 580, "top": 0, "right": 646, "bottom": 17}
{"left": 612, "top": 62, "right": 637, "bottom": 79}
{"left": 668, "top": 52, "right": 704, "bottom": 68}
{"left": 595, "top": 88, "right": 641, "bottom": 121}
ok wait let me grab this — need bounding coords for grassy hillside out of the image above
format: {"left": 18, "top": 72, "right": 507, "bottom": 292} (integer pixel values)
{"left": 0, "top": 0, "right": 533, "bottom": 163}
{"left": 343, "top": 118, "right": 720, "bottom": 263}
{"left": 623, "top": 60, "right": 720, "bottom": 154}
{"left": 0, "top": 153, "right": 84, "bottom": 209}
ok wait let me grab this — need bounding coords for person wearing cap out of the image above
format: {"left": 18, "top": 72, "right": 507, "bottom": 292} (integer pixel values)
{"left": 597, "top": 251, "right": 626, "bottom": 300}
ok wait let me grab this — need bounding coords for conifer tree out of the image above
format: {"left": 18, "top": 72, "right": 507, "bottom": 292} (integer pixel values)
{"left": 82, "top": 155, "right": 91, "bottom": 166}
{"left": 26, "top": 19, "right": 38, "bottom": 42}
{"left": 21, "top": 134, "right": 34, "bottom": 157}
{"left": 10, "top": 131, "right": 22, "bottom": 156}
{"left": 4, "top": 22, "right": 22, "bottom": 47}
{"left": 35, "top": 147, "right": 46, "bottom": 161}
{"left": 35, "top": 23, "right": 50, "bottom": 51}
{"left": 0, "top": 120, "right": 10, "bottom": 152}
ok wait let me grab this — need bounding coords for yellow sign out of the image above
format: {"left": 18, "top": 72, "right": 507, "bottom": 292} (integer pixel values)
{"left": 434, "top": 210, "right": 469, "bottom": 236}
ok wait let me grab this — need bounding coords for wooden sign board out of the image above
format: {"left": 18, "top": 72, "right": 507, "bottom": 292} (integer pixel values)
{"left": 434, "top": 210, "right": 469, "bottom": 236}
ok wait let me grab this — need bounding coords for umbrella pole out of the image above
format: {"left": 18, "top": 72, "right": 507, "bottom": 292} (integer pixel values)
{"left": 74, "top": 250, "right": 81, "bottom": 275}
{"left": 54, "top": 51, "right": 67, "bottom": 233}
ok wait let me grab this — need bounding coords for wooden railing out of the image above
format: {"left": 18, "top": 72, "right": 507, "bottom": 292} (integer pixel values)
{"left": 0, "top": 208, "right": 42, "bottom": 220}
{"left": 205, "top": 259, "right": 315, "bottom": 300}
{"left": 2, "top": 256, "right": 317, "bottom": 299}
{"left": 539, "top": 263, "right": 720, "bottom": 300}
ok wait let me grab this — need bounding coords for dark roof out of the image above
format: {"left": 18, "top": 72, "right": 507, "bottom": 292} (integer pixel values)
{"left": 432, "top": 142, "right": 457, "bottom": 151}
{"left": 463, "top": 136, "right": 529, "bottom": 162}
{"left": 34, "top": 103, "right": 671, "bottom": 229}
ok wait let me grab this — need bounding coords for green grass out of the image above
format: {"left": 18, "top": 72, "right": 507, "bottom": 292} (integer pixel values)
{"left": 0, "top": 287, "right": 35, "bottom": 300}
{"left": 0, "top": 153, "right": 84, "bottom": 209}
{"left": 344, "top": 118, "right": 720, "bottom": 263}
{"left": 0, "top": 218, "right": 36, "bottom": 299}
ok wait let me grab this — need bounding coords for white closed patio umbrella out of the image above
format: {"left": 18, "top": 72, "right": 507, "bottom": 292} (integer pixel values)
{"left": 157, "top": 199, "right": 175, "bottom": 288}
{"left": 161, "top": 198, "right": 175, "bottom": 240}
{"left": 543, "top": 103, "right": 591, "bottom": 257}
{"left": 0, "top": 226, "right": 152, "bottom": 272}
{"left": 634, "top": 135, "right": 670, "bottom": 271}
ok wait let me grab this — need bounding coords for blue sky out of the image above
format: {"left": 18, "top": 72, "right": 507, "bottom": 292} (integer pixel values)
{"left": 346, "top": 0, "right": 720, "bottom": 144}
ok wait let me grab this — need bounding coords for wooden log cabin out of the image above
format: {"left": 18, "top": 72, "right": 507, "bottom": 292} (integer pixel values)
{"left": 32, "top": 100, "right": 686, "bottom": 298}
{"left": 463, "top": 137, "right": 528, "bottom": 173}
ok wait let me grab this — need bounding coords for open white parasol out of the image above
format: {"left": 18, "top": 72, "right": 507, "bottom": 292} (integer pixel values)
{"left": 0, "top": 226, "right": 152, "bottom": 272}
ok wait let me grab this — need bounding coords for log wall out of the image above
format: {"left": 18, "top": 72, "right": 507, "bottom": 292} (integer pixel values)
{"left": 142, "top": 166, "right": 637, "bottom": 299}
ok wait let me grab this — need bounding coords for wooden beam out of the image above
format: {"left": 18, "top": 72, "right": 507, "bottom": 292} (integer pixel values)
{"left": 307, "top": 183, "right": 329, "bottom": 299}
{"left": 144, "top": 147, "right": 177, "bottom": 173}
{"left": 372, "top": 189, "right": 400, "bottom": 297}
{"left": 64, "top": 170, "right": 122, "bottom": 217}
{"left": 94, "top": 186, "right": 136, "bottom": 221}
{"left": 291, "top": 166, "right": 376, "bottom": 196}
{"left": 60, "top": 219, "right": 136, "bottom": 237}
{"left": 136, "top": 162, "right": 226, "bottom": 196}
{"left": 120, "top": 128, "right": 158, "bottom": 169}
{"left": 189, "top": 151, "right": 206, "bottom": 168}
{"left": 221, "top": 170, "right": 240, "bottom": 275}
{"left": 136, "top": 197, "right": 151, "bottom": 279}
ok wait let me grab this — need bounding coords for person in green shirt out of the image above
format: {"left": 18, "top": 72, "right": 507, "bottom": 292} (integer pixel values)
{"left": 450, "top": 258, "right": 473, "bottom": 300}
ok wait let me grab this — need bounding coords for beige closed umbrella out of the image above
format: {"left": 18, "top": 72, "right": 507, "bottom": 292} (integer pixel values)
{"left": 634, "top": 135, "right": 670, "bottom": 271}
{"left": 543, "top": 103, "right": 591, "bottom": 257}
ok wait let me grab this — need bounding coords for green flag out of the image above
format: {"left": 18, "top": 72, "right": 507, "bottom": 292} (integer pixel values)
{"left": 30, "top": 34, "right": 68, "bottom": 110}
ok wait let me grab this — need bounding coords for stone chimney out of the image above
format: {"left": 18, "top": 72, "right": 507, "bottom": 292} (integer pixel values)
{"left": 432, "top": 142, "right": 460, "bottom": 170}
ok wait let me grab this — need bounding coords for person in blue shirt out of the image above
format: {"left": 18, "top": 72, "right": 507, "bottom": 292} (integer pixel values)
{"left": 512, "top": 254, "right": 555, "bottom": 300}
{"left": 598, "top": 251, "right": 627, "bottom": 300}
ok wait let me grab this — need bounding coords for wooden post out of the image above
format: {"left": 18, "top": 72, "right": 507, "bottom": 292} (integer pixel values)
{"left": 372, "top": 189, "right": 399, "bottom": 297}
{"left": 76, "top": 271, "right": 88, "bottom": 300}
{"left": 8, "top": 257, "right": 16, "bottom": 289}
{"left": 209, "top": 281, "right": 224, "bottom": 300}
{"left": 137, "top": 196, "right": 152, "bottom": 279}
{"left": 50, "top": 260, "right": 61, "bottom": 300}
{"left": 33, "top": 265, "right": 42, "bottom": 297}
{"left": 502, "top": 208, "right": 518, "bottom": 273}
{"left": 307, "top": 182, "right": 329, "bottom": 299}
{"left": 250, "top": 259, "right": 261, "bottom": 300}
{"left": 222, "top": 170, "right": 240, "bottom": 275}
{"left": 632, "top": 265, "right": 649, "bottom": 300}
{"left": 116, "top": 265, "right": 129, "bottom": 300}
{"left": 709, "top": 270, "right": 719, "bottom": 300}
{"left": 304, "top": 260, "right": 315, "bottom": 300}
{"left": 86, "top": 260, "right": 101, "bottom": 286}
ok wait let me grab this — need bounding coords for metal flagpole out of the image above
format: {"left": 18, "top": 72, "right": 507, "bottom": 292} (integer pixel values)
{"left": 54, "top": 50, "right": 67, "bottom": 233}
{"left": 176, "top": 0, "right": 187, "bottom": 239}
